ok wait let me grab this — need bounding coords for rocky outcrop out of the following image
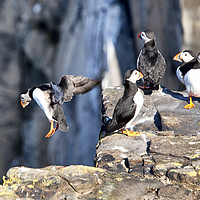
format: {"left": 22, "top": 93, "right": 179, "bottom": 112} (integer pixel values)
{"left": 101, "top": 86, "right": 200, "bottom": 136}
{"left": 97, "top": 86, "right": 200, "bottom": 198}
{"left": 2, "top": 86, "right": 200, "bottom": 199}
{"left": 0, "top": 0, "right": 184, "bottom": 183}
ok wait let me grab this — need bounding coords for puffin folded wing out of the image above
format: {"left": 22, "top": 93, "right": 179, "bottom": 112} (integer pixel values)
{"left": 106, "top": 98, "right": 137, "bottom": 134}
{"left": 68, "top": 75, "right": 99, "bottom": 94}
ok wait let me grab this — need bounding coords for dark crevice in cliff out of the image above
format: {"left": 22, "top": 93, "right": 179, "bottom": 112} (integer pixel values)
{"left": 154, "top": 111, "right": 162, "bottom": 131}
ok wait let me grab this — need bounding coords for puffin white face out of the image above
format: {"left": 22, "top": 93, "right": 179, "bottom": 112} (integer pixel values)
{"left": 138, "top": 30, "right": 156, "bottom": 44}
{"left": 173, "top": 51, "right": 195, "bottom": 63}
{"left": 126, "top": 70, "right": 143, "bottom": 83}
{"left": 138, "top": 32, "right": 151, "bottom": 43}
{"left": 21, "top": 90, "right": 32, "bottom": 108}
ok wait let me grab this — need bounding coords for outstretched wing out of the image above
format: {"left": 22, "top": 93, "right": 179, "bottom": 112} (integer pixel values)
{"left": 68, "top": 75, "right": 100, "bottom": 94}
{"left": 53, "top": 75, "right": 100, "bottom": 104}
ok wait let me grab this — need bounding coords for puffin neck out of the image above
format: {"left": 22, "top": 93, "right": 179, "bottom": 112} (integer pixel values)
{"left": 124, "top": 80, "right": 138, "bottom": 96}
{"left": 144, "top": 39, "right": 156, "bottom": 48}
{"left": 180, "top": 58, "right": 200, "bottom": 76}
{"left": 29, "top": 86, "right": 37, "bottom": 99}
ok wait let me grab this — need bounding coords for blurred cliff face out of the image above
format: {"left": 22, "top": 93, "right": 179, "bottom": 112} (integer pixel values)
{"left": 181, "top": 0, "right": 200, "bottom": 53}
{"left": 1, "top": 0, "right": 199, "bottom": 181}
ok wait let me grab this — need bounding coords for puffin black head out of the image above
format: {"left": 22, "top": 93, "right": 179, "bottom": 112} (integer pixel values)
{"left": 124, "top": 70, "right": 143, "bottom": 84}
{"left": 173, "top": 50, "right": 196, "bottom": 63}
{"left": 138, "top": 30, "right": 156, "bottom": 43}
{"left": 20, "top": 88, "right": 32, "bottom": 108}
{"left": 124, "top": 69, "right": 134, "bottom": 81}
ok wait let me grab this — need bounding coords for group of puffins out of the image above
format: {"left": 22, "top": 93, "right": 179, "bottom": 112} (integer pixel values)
{"left": 20, "top": 30, "right": 200, "bottom": 138}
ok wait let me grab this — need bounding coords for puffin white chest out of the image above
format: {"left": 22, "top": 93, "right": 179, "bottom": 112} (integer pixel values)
{"left": 32, "top": 88, "right": 54, "bottom": 121}
{"left": 184, "top": 69, "right": 200, "bottom": 97}
{"left": 125, "top": 89, "right": 144, "bottom": 128}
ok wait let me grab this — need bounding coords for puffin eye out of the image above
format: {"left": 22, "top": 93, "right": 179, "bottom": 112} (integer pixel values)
{"left": 141, "top": 33, "right": 144, "bottom": 37}
{"left": 184, "top": 53, "right": 188, "bottom": 57}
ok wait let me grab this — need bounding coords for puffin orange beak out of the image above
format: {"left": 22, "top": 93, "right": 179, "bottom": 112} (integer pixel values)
{"left": 173, "top": 52, "right": 182, "bottom": 62}
{"left": 138, "top": 32, "right": 141, "bottom": 39}
{"left": 20, "top": 100, "right": 27, "bottom": 108}
{"left": 138, "top": 71, "right": 143, "bottom": 79}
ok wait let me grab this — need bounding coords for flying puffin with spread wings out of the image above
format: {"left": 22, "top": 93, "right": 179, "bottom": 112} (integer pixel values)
{"left": 21, "top": 75, "right": 99, "bottom": 137}
{"left": 173, "top": 50, "right": 200, "bottom": 109}
{"left": 137, "top": 30, "right": 166, "bottom": 90}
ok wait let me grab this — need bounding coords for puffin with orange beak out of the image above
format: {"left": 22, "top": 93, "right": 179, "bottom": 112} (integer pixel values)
{"left": 173, "top": 50, "right": 200, "bottom": 109}
{"left": 137, "top": 30, "right": 166, "bottom": 90}
{"left": 105, "top": 70, "right": 144, "bottom": 136}
{"left": 21, "top": 75, "right": 99, "bottom": 137}
{"left": 173, "top": 50, "right": 196, "bottom": 84}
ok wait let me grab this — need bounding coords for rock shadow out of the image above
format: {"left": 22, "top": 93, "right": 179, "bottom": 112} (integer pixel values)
{"left": 161, "top": 86, "right": 200, "bottom": 103}
{"left": 154, "top": 111, "right": 162, "bottom": 131}
{"left": 161, "top": 86, "right": 187, "bottom": 101}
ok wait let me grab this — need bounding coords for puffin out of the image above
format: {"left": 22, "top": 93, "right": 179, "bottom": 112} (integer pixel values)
{"left": 105, "top": 69, "right": 144, "bottom": 136}
{"left": 173, "top": 51, "right": 200, "bottom": 109}
{"left": 21, "top": 75, "right": 99, "bottom": 137}
{"left": 137, "top": 30, "right": 166, "bottom": 90}
{"left": 173, "top": 50, "right": 196, "bottom": 84}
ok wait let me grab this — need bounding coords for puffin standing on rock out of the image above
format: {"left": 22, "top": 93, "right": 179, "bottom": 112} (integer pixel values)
{"left": 173, "top": 51, "right": 200, "bottom": 109}
{"left": 105, "top": 70, "right": 144, "bottom": 136}
{"left": 21, "top": 75, "right": 99, "bottom": 137}
{"left": 137, "top": 30, "right": 166, "bottom": 90}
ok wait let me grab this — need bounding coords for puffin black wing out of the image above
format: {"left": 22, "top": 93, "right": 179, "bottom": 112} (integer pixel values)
{"left": 52, "top": 103, "right": 69, "bottom": 132}
{"left": 138, "top": 49, "right": 166, "bottom": 87}
{"left": 51, "top": 75, "right": 99, "bottom": 104}
{"left": 68, "top": 75, "right": 99, "bottom": 94}
{"left": 106, "top": 96, "right": 137, "bottom": 134}
{"left": 137, "top": 31, "right": 166, "bottom": 89}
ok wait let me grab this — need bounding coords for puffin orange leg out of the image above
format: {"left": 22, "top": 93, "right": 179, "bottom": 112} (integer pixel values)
{"left": 139, "top": 83, "right": 150, "bottom": 89}
{"left": 45, "top": 122, "right": 59, "bottom": 138}
{"left": 54, "top": 122, "right": 59, "bottom": 132}
{"left": 184, "top": 97, "right": 195, "bottom": 109}
{"left": 122, "top": 129, "right": 140, "bottom": 136}
{"left": 121, "top": 129, "right": 126, "bottom": 134}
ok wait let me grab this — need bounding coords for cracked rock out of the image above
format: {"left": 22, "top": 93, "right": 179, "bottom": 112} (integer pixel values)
{"left": 3, "top": 165, "right": 104, "bottom": 199}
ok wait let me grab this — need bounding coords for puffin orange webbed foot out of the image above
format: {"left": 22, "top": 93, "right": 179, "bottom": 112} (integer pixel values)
{"left": 184, "top": 97, "right": 195, "bottom": 109}
{"left": 184, "top": 103, "right": 195, "bottom": 109}
{"left": 122, "top": 129, "right": 140, "bottom": 136}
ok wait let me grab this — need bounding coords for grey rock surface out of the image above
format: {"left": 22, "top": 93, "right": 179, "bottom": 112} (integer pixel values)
{"left": 97, "top": 86, "right": 200, "bottom": 199}
{"left": 2, "top": 86, "right": 200, "bottom": 199}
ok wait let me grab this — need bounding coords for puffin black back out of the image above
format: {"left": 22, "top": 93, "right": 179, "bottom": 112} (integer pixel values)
{"left": 137, "top": 30, "right": 166, "bottom": 90}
